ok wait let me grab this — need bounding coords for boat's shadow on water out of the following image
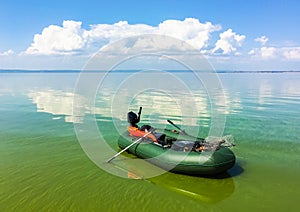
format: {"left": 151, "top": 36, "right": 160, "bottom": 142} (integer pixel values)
{"left": 227, "top": 162, "right": 244, "bottom": 177}
{"left": 202, "top": 163, "right": 244, "bottom": 179}
{"left": 149, "top": 163, "right": 244, "bottom": 204}
{"left": 110, "top": 158, "right": 243, "bottom": 204}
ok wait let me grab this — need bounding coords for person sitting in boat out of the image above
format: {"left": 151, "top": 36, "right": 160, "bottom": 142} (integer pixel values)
{"left": 127, "top": 110, "right": 168, "bottom": 145}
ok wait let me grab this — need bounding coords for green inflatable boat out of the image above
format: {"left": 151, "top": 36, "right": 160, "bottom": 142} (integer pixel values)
{"left": 117, "top": 107, "right": 236, "bottom": 176}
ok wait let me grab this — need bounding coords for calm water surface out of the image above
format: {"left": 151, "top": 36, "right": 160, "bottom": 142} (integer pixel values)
{"left": 1, "top": 72, "right": 300, "bottom": 211}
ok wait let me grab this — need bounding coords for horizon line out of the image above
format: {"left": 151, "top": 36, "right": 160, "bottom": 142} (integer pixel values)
{"left": 1, "top": 69, "right": 300, "bottom": 74}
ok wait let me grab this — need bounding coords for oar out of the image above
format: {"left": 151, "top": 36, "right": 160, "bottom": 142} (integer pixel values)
{"left": 167, "top": 120, "right": 235, "bottom": 146}
{"left": 106, "top": 129, "right": 154, "bottom": 163}
{"left": 167, "top": 119, "right": 187, "bottom": 135}
{"left": 167, "top": 119, "right": 205, "bottom": 142}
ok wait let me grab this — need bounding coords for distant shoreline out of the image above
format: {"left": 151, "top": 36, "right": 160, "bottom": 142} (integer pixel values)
{"left": 0, "top": 69, "right": 300, "bottom": 74}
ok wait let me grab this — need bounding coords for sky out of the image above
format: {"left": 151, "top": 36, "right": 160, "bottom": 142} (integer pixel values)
{"left": 0, "top": 0, "right": 300, "bottom": 70}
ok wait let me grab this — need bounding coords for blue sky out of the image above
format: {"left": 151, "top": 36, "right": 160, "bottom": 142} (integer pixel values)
{"left": 1, "top": 0, "right": 300, "bottom": 70}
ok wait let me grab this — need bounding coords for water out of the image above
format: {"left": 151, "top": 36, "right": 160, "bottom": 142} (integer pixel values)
{"left": 1, "top": 71, "right": 300, "bottom": 211}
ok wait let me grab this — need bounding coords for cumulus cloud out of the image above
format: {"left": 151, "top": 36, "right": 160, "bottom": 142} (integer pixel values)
{"left": 255, "top": 36, "right": 268, "bottom": 45}
{"left": 248, "top": 46, "right": 277, "bottom": 59}
{"left": 0, "top": 49, "right": 14, "bottom": 56}
{"left": 157, "top": 18, "right": 221, "bottom": 49}
{"left": 282, "top": 47, "right": 300, "bottom": 60}
{"left": 84, "top": 21, "right": 155, "bottom": 43}
{"left": 212, "top": 29, "right": 246, "bottom": 55}
{"left": 249, "top": 46, "right": 300, "bottom": 61}
{"left": 249, "top": 36, "right": 300, "bottom": 61}
{"left": 261, "top": 46, "right": 277, "bottom": 58}
{"left": 24, "top": 18, "right": 224, "bottom": 56}
{"left": 25, "top": 20, "right": 85, "bottom": 55}
{"left": 248, "top": 49, "right": 255, "bottom": 55}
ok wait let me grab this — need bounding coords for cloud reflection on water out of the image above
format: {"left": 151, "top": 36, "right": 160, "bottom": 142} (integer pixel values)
{"left": 28, "top": 90, "right": 86, "bottom": 123}
{"left": 24, "top": 73, "right": 300, "bottom": 127}
{"left": 27, "top": 86, "right": 243, "bottom": 128}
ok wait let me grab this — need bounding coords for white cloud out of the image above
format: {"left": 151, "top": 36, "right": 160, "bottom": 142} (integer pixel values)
{"left": 248, "top": 46, "right": 277, "bottom": 59}
{"left": 84, "top": 21, "right": 155, "bottom": 44}
{"left": 248, "top": 49, "right": 256, "bottom": 56}
{"left": 0, "top": 49, "right": 14, "bottom": 56}
{"left": 261, "top": 46, "right": 277, "bottom": 58}
{"left": 250, "top": 35, "right": 300, "bottom": 61}
{"left": 282, "top": 47, "right": 300, "bottom": 60}
{"left": 249, "top": 46, "right": 300, "bottom": 61}
{"left": 255, "top": 36, "right": 268, "bottom": 45}
{"left": 157, "top": 18, "right": 221, "bottom": 49}
{"left": 24, "top": 18, "right": 222, "bottom": 56}
{"left": 25, "top": 20, "right": 85, "bottom": 55}
{"left": 1, "top": 17, "right": 299, "bottom": 71}
{"left": 23, "top": 18, "right": 300, "bottom": 65}
{"left": 212, "top": 29, "right": 246, "bottom": 55}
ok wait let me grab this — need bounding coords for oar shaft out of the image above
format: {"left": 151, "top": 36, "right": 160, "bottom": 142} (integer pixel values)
{"left": 106, "top": 130, "right": 153, "bottom": 163}
{"left": 167, "top": 119, "right": 188, "bottom": 135}
{"left": 167, "top": 119, "right": 205, "bottom": 141}
{"left": 167, "top": 120, "right": 181, "bottom": 131}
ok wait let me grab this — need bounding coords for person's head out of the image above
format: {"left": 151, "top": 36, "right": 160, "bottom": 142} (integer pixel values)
{"left": 127, "top": 111, "right": 139, "bottom": 126}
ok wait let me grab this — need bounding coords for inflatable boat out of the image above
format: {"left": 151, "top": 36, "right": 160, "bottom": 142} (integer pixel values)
{"left": 117, "top": 107, "right": 236, "bottom": 176}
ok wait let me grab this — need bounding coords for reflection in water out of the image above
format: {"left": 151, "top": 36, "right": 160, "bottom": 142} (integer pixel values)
{"left": 27, "top": 87, "right": 244, "bottom": 130}
{"left": 112, "top": 159, "right": 235, "bottom": 204}
{"left": 28, "top": 90, "right": 86, "bottom": 123}
{"left": 27, "top": 73, "right": 300, "bottom": 132}
{"left": 151, "top": 172, "right": 235, "bottom": 204}
{"left": 281, "top": 80, "right": 300, "bottom": 98}
{"left": 214, "top": 89, "right": 243, "bottom": 115}
{"left": 225, "top": 73, "right": 300, "bottom": 111}
{"left": 257, "top": 81, "right": 273, "bottom": 109}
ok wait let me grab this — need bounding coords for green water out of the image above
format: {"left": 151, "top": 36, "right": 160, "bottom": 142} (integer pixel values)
{"left": 1, "top": 72, "right": 300, "bottom": 211}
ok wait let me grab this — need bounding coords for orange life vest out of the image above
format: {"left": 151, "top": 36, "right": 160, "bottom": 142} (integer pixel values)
{"left": 127, "top": 126, "right": 158, "bottom": 142}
